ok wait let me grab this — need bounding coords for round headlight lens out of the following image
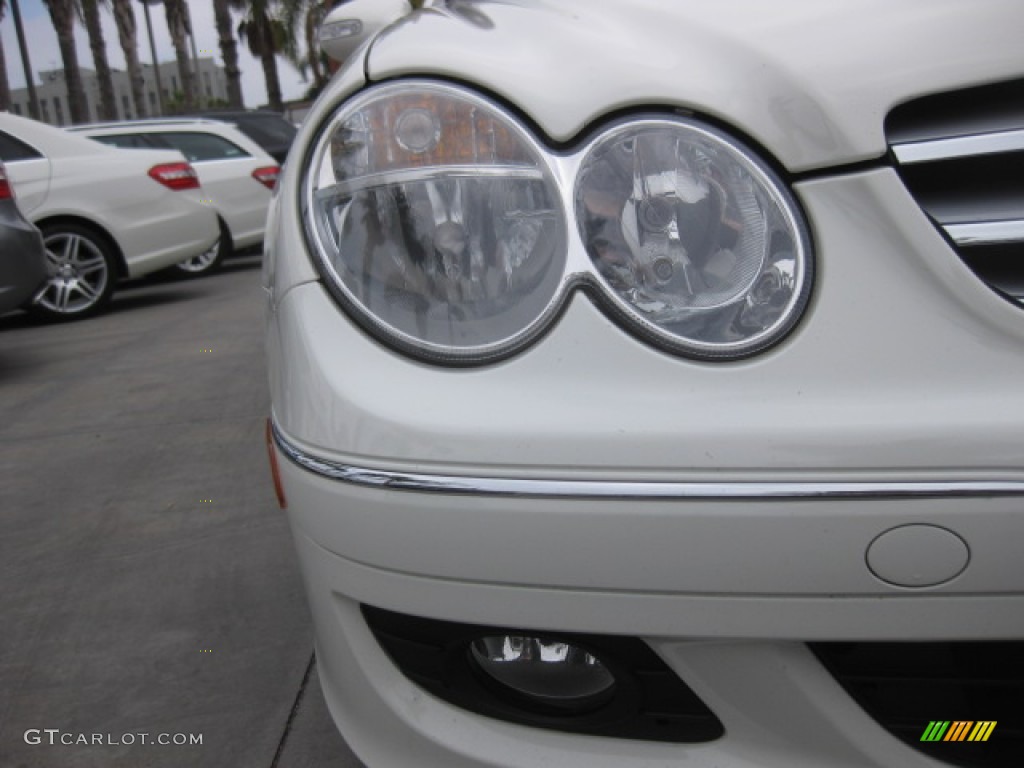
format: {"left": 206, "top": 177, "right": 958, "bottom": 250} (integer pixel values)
{"left": 575, "top": 119, "right": 812, "bottom": 358}
{"left": 303, "top": 82, "right": 567, "bottom": 363}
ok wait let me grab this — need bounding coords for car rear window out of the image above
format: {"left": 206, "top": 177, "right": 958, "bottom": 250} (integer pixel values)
{"left": 91, "top": 134, "right": 164, "bottom": 151}
{"left": 91, "top": 131, "right": 251, "bottom": 162}
{"left": 153, "top": 132, "right": 251, "bottom": 162}
{"left": 0, "top": 131, "right": 44, "bottom": 162}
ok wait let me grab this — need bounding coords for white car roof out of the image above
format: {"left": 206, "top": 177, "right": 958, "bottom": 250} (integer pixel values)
{"left": 1, "top": 111, "right": 131, "bottom": 159}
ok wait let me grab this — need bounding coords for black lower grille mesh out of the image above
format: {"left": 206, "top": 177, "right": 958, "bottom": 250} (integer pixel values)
{"left": 811, "top": 642, "right": 1024, "bottom": 768}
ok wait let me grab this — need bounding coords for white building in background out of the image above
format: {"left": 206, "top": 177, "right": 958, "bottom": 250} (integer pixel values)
{"left": 8, "top": 58, "right": 230, "bottom": 125}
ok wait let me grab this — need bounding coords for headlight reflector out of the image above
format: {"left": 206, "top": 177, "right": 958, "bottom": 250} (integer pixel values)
{"left": 304, "top": 82, "right": 567, "bottom": 363}
{"left": 575, "top": 119, "right": 812, "bottom": 358}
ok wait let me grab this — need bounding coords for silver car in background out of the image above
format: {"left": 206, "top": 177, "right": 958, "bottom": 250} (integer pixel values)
{"left": 0, "top": 161, "right": 47, "bottom": 315}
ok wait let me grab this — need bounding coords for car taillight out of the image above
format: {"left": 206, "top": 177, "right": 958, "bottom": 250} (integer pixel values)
{"left": 252, "top": 166, "right": 280, "bottom": 190}
{"left": 148, "top": 162, "right": 200, "bottom": 191}
{"left": 0, "top": 165, "right": 13, "bottom": 200}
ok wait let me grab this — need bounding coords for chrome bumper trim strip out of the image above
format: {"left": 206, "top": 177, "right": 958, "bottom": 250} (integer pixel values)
{"left": 271, "top": 423, "right": 1024, "bottom": 501}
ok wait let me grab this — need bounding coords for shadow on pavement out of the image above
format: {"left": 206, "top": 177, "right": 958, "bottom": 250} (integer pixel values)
{"left": 138, "top": 252, "right": 263, "bottom": 286}
{"left": 0, "top": 287, "right": 203, "bottom": 331}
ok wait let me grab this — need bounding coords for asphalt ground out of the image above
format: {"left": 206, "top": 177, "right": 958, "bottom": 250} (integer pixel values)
{"left": 0, "top": 256, "right": 365, "bottom": 768}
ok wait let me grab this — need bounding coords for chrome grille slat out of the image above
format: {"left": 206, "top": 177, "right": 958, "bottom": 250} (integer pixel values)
{"left": 886, "top": 79, "right": 1024, "bottom": 305}
{"left": 944, "top": 219, "right": 1024, "bottom": 247}
{"left": 926, "top": 196, "right": 1024, "bottom": 226}
{"left": 892, "top": 127, "right": 1024, "bottom": 164}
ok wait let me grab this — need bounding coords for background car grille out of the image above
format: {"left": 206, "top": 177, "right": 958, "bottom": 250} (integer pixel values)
{"left": 886, "top": 79, "right": 1024, "bottom": 304}
{"left": 812, "top": 642, "right": 1024, "bottom": 768}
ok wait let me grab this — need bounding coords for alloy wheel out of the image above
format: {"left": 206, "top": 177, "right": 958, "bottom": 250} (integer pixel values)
{"left": 35, "top": 230, "right": 112, "bottom": 316}
{"left": 176, "top": 236, "right": 222, "bottom": 274}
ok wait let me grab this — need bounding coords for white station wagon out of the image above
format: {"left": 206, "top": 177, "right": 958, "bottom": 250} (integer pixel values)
{"left": 265, "top": 1, "right": 1024, "bottom": 766}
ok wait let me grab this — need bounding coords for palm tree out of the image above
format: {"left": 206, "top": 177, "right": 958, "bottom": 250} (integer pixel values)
{"left": 42, "top": 0, "right": 89, "bottom": 123}
{"left": 162, "top": 0, "right": 196, "bottom": 110}
{"left": 110, "top": 0, "right": 147, "bottom": 117}
{"left": 81, "top": 0, "right": 118, "bottom": 119}
{"left": 302, "top": 2, "right": 327, "bottom": 92}
{"left": 212, "top": 0, "right": 243, "bottom": 107}
{"left": 236, "top": 0, "right": 288, "bottom": 112}
{"left": 276, "top": 0, "right": 323, "bottom": 94}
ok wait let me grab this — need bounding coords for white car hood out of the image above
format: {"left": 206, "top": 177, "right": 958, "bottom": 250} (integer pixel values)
{"left": 367, "top": 0, "right": 1022, "bottom": 171}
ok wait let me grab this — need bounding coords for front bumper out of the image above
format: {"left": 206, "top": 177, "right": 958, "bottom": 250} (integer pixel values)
{"left": 274, "top": 423, "right": 1024, "bottom": 634}
{"left": 274, "top": 443, "right": 1024, "bottom": 767}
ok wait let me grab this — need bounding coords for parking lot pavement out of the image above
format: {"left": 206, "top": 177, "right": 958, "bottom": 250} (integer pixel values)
{"left": 0, "top": 257, "right": 364, "bottom": 767}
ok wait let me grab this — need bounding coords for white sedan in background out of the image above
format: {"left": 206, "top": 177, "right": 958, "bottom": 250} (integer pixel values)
{"left": 72, "top": 119, "right": 280, "bottom": 276}
{"left": 0, "top": 112, "right": 217, "bottom": 319}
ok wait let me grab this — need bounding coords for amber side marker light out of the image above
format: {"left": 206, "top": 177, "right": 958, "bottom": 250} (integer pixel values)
{"left": 265, "top": 419, "right": 288, "bottom": 509}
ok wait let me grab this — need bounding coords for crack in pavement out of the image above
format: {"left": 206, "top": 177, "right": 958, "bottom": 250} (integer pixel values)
{"left": 271, "top": 650, "right": 316, "bottom": 768}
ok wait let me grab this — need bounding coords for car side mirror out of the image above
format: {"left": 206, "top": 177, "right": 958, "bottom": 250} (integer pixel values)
{"left": 318, "top": 0, "right": 413, "bottom": 64}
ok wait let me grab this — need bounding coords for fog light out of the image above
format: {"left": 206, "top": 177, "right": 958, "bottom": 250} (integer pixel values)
{"left": 469, "top": 635, "right": 616, "bottom": 714}
{"left": 362, "top": 604, "right": 724, "bottom": 742}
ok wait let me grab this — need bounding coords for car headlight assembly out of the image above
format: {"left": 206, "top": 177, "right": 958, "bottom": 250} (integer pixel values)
{"left": 303, "top": 81, "right": 569, "bottom": 364}
{"left": 303, "top": 81, "right": 812, "bottom": 364}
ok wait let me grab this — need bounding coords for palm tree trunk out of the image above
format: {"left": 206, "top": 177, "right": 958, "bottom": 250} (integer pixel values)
{"left": 304, "top": 5, "right": 327, "bottom": 90}
{"left": 111, "top": 0, "right": 147, "bottom": 117}
{"left": 260, "top": 35, "right": 283, "bottom": 111}
{"left": 81, "top": 0, "right": 118, "bottom": 120}
{"left": 213, "top": 0, "right": 243, "bottom": 107}
{"left": 0, "top": 0, "right": 7, "bottom": 112}
{"left": 43, "top": 0, "right": 88, "bottom": 123}
{"left": 237, "top": 0, "right": 286, "bottom": 111}
{"left": 163, "top": 0, "right": 196, "bottom": 111}
{"left": 0, "top": 33, "right": 11, "bottom": 111}
{"left": 258, "top": 16, "right": 283, "bottom": 111}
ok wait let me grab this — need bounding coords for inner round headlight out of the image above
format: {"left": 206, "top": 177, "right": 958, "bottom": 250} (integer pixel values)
{"left": 575, "top": 118, "right": 812, "bottom": 359}
{"left": 303, "top": 81, "right": 567, "bottom": 363}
